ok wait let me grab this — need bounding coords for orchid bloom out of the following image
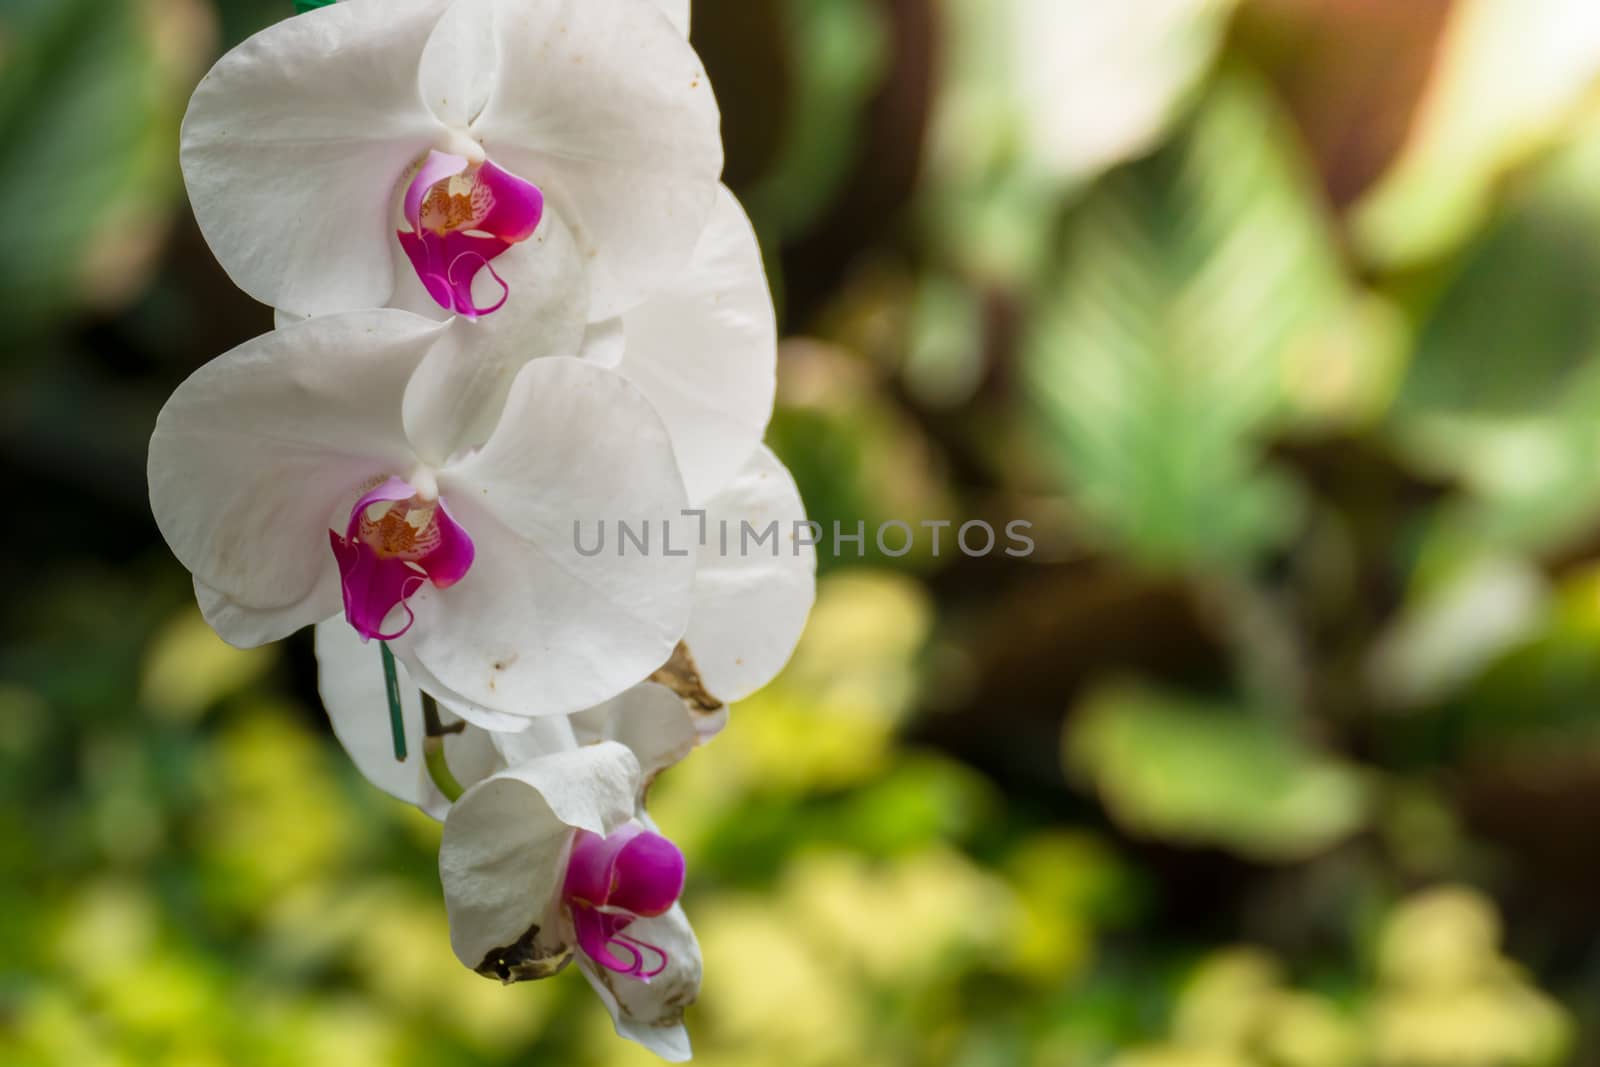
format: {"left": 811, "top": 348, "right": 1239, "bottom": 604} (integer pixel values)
{"left": 313, "top": 438, "right": 814, "bottom": 801}
{"left": 149, "top": 306, "right": 695, "bottom": 724}
{"left": 311, "top": 438, "right": 815, "bottom": 818}
{"left": 181, "top": 0, "right": 721, "bottom": 321}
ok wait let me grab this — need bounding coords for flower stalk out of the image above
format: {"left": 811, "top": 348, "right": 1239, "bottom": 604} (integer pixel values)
{"left": 422, "top": 691, "right": 466, "bottom": 802}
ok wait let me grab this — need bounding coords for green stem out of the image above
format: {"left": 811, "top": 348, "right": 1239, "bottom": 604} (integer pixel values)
{"left": 293, "top": 0, "right": 337, "bottom": 12}
{"left": 380, "top": 642, "right": 407, "bottom": 762}
{"left": 422, "top": 692, "right": 466, "bottom": 803}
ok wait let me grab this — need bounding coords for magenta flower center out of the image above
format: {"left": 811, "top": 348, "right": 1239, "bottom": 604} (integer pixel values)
{"left": 329, "top": 477, "right": 475, "bottom": 641}
{"left": 397, "top": 149, "right": 544, "bottom": 319}
{"left": 563, "top": 825, "right": 687, "bottom": 982}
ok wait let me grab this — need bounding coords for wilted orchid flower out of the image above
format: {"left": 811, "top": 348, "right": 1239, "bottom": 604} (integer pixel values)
{"left": 317, "top": 621, "right": 715, "bottom": 1060}
{"left": 441, "top": 739, "right": 704, "bottom": 1062}
{"left": 149, "top": 306, "right": 695, "bottom": 723}
{"left": 182, "top": 0, "right": 721, "bottom": 321}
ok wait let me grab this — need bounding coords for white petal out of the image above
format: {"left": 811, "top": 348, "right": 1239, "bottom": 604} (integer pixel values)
{"left": 489, "top": 715, "right": 581, "bottom": 766}
{"left": 149, "top": 310, "right": 447, "bottom": 617}
{"left": 314, "top": 618, "right": 503, "bottom": 820}
{"left": 578, "top": 316, "right": 627, "bottom": 370}
{"left": 568, "top": 683, "right": 703, "bottom": 784}
{"left": 654, "top": 0, "right": 691, "bottom": 38}
{"left": 194, "top": 576, "right": 340, "bottom": 650}
{"left": 400, "top": 211, "right": 589, "bottom": 465}
{"left": 578, "top": 903, "right": 701, "bottom": 1062}
{"left": 180, "top": 0, "right": 449, "bottom": 316}
{"left": 473, "top": 0, "right": 723, "bottom": 320}
{"left": 612, "top": 186, "right": 777, "bottom": 503}
{"left": 418, "top": 0, "right": 498, "bottom": 129}
{"left": 688, "top": 446, "right": 816, "bottom": 702}
{"left": 402, "top": 656, "right": 564, "bottom": 735}
{"left": 397, "top": 358, "right": 695, "bottom": 718}
{"left": 439, "top": 742, "right": 640, "bottom": 978}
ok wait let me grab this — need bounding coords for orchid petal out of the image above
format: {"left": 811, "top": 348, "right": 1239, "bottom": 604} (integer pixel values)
{"left": 484, "top": 716, "right": 580, "bottom": 768}
{"left": 149, "top": 310, "right": 448, "bottom": 620}
{"left": 654, "top": 0, "right": 691, "bottom": 37}
{"left": 573, "top": 906, "right": 653, "bottom": 976}
{"left": 180, "top": 0, "right": 446, "bottom": 316}
{"left": 313, "top": 618, "right": 501, "bottom": 821}
{"left": 193, "top": 576, "right": 341, "bottom": 650}
{"left": 579, "top": 316, "right": 627, "bottom": 369}
{"left": 563, "top": 825, "right": 643, "bottom": 906}
{"left": 400, "top": 211, "right": 588, "bottom": 465}
{"left": 403, "top": 151, "right": 472, "bottom": 231}
{"left": 567, "top": 684, "right": 708, "bottom": 788}
{"left": 687, "top": 446, "right": 816, "bottom": 702}
{"left": 439, "top": 742, "right": 640, "bottom": 980}
{"left": 578, "top": 903, "right": 700, "bottom": 1062}
{"left": 609, "top": 832, "right": 687, "bottom": 917}
{"left": 396, "top": 358, "right": 694, "bottom": 720}
{"left": 476, "top": 161, "right": 544, "bottom": 242}
{"left": 417, "top": 0, "right": 498, "bottom": 130}
{"left": 473, "top": 0, "right": 723, "bottom": 320}
{"left": 398, "top": 229, "right": 513, "bottom": 318}
{"left": 608, "top": 185, "right": 776, "bottom": 503}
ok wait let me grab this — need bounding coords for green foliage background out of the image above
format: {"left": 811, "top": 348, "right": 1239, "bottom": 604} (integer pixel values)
{"left": 3, "top": 0, "right": 1599, "bottom": 1063}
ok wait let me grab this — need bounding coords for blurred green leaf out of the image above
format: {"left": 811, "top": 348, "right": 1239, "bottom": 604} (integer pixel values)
{"left": 0, "top": 0, "right": 205, "bottom": 346}
{"left": 1066, "top": 683, "right": 1370, "bottom": 862}
{"left": 744, "top": 0, "right": 888, "bottom": 240}
{"left": 1392, "top": 120, "right": 1600, "bottom": 551}
{"left": 1024, "top": 75, "right": 1348, "bottom": 568}
{"left": 923, "top": 0, "right": 1235, "bottom": 284}
{"left": 1399, "top": 126, "right": 1600, "bottom": 419}
{"left": 1354, "top": 0, "right": 1600, "bottom": 268}
{"left": 769, "top": 342, "right": 956, "bottom": 573}
{"left": 1372, "top": 888, "right": 1573, "bottom": 1067}
{"left": 1367, "top": 555, "right": 1549, "bottom": 709}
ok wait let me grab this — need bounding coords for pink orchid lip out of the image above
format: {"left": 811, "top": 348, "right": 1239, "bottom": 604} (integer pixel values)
{"left": 329, "top": 476, "right": 475, "bottom": 641}
{"left": 564, "top": 825, "right": 687, "bottom": 982}
{"left": 397, "top": 149, "right": 544, "bottom": 319}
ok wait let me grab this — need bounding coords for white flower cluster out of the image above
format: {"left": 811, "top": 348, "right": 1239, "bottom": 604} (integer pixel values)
{"left": 147, "top": 0, "right": 814, "bottom": 1058}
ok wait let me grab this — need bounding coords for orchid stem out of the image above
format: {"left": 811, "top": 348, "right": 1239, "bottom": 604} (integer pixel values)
{"left": 422, "top": 692, "right": 466, "bottom": 803}
{"left": 293, "top": 0, "right": 336, "bottom": 12}
{"left": 380, "top": 642, "right": 407, "bottom": 762}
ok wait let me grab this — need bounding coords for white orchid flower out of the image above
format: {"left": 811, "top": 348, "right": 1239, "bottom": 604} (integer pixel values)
{"left": 182, "top": 0, "right": 721, "bottom": 321}
{"left": 149, "top": 302, "right": 695, "bottom": 724}
{"left": 310, "top": 436, "right": 814, "bottom": 800}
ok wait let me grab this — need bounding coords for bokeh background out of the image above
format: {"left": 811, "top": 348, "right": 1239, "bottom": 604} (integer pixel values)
{"left": 5, "top": 0, "right": 1600, "bottom": 1063}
